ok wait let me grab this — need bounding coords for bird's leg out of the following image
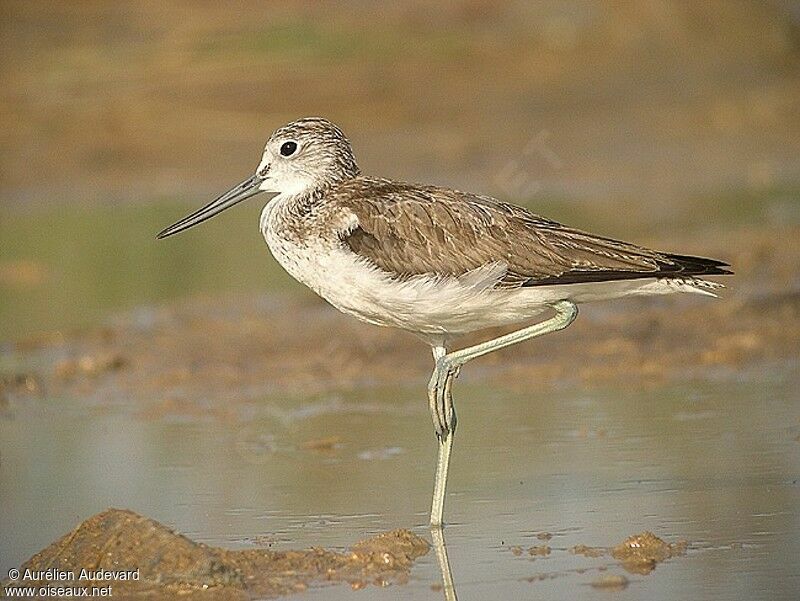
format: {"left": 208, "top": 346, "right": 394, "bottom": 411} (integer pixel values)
{"left": 444, "top": 300, "right": 578, "bottom": 370}
{"left": 428, "top": 345, "right": 456, "bottom": 528}
{"left": 427, "top": 301, "right": 578, "bottom": 528}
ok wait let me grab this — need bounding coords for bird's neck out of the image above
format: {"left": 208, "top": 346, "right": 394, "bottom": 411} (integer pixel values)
{"left": 300, "top": 172, "right": 359, "bottom": 199}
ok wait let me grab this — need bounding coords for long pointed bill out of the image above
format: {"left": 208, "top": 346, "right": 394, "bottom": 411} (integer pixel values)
{"left": 157, "top": 174, "right": 264, "bottom": 239}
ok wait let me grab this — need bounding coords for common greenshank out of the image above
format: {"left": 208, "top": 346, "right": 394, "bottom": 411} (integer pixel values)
{"left": 158, "top": 117, "right": 731, "bottom": 529}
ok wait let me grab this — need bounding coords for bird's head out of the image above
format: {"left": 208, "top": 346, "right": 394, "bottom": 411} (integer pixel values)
{"left": 258, "top": 117, "right": 360, "bottom": 195}
{"left": 157, "top": 117, "right": 358, "bottom": 239}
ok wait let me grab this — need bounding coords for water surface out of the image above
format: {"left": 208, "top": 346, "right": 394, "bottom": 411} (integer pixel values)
{"left": 2, "top": 369, "right": 798, "bottom": 599}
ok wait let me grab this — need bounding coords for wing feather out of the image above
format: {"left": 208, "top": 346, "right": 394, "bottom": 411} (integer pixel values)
{"left": 333, "top": 177, "right": 731, "bottom": 286}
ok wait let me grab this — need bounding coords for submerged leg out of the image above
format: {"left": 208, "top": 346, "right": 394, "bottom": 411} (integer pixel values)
{"left": 427, "top": 300, "right": 578, "bottom": 528}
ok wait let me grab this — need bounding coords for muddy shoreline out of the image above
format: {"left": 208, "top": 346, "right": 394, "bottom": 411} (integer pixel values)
{"left": 3, "top": 226, "right": 798, "bottom": 411}
{"left": 5, "top": 510, "right": 695, "bottom": 599}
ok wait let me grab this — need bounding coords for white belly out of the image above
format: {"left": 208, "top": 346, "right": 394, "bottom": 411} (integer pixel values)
{"left": 260, "top": 200, "right": 715, "bottom": 343}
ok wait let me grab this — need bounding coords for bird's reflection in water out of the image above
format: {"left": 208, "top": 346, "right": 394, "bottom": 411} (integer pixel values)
{"left": 431, "top": 527, "right": 458, "bottom": 601}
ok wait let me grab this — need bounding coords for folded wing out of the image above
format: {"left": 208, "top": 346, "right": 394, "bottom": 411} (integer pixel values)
{"left": 335, "top": 178, "right": 731, "bottom": 287}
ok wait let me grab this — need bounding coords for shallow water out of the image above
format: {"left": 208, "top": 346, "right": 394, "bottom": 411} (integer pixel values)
{"left": 2, "top": 367, "right": 798, "bottom": 599}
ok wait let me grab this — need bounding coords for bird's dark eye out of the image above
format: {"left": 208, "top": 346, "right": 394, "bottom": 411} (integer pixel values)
{"left": 280, "top": 141, "right": 298, "bottom": 157}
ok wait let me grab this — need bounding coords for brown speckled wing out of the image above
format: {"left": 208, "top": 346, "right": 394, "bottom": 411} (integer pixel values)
{"left": 335, "top": 177, "right": 730, "bottom": 287}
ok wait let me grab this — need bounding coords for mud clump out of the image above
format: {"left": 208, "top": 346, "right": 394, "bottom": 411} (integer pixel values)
{"left": 611, "top": 531, "right": 687, "bottom": 575}
{"left": 590, "top": 574, "right": 629, "bottom": 590}
{"left": 6, "top": 509, "right": 429, "bottom": 599}
{"left": 561, "top": 532, "right": 686, "bottom": 576}
{"left": 570, "top": 544, "right": 606, "bottom": 558}
{"left": 528, "top": 545, "right": 551, "bottom": 557}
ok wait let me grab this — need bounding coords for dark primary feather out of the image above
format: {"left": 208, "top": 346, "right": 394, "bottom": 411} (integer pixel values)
{"left": 333, "top": 177, "right": 732, "bottom": 287}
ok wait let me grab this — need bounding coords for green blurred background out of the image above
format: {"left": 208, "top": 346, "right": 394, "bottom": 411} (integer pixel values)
{"left": 1, "top": 0, "right": 799, "bottom": 339}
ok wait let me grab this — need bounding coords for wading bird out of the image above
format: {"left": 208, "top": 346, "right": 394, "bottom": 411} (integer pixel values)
{"left": 158, "top": 117, "right": 731, "bottom": 528}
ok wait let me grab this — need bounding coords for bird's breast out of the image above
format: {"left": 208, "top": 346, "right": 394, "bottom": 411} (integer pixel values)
{"left": 259, "top": 195, "right": 354, "bottom": 295}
